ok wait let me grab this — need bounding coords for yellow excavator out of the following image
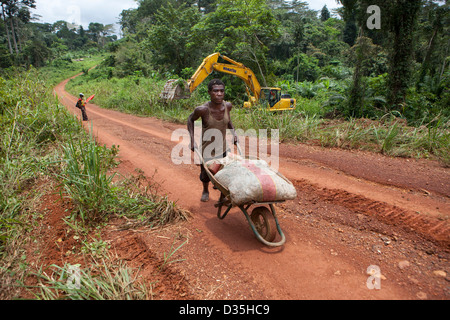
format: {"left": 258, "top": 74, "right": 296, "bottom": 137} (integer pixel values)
{"left": 160, "top": 52, "right": 296, "bottom": 111}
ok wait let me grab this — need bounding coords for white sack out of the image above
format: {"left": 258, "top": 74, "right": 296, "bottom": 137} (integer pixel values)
{"left": 213, "top": 157, "right": 297, "bottom": 206}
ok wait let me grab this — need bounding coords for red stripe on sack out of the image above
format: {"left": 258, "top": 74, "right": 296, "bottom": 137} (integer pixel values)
{"left": 208, "top": 163, "right": 222, "bottom": 175}
{"left": 241, "top": 161, "right": 277, "bottom": 202}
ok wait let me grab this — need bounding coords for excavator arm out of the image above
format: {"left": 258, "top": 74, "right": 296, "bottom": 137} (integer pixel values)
{"left": 160, "top": 52, "right": 295, "bottom": 111}
{"left": 187, "top": 52, "right": 220, "bottom": 93}
{"left": 212, "top": 63, "right": 261, "bottom": 100}
{"left": 187, "top": 52, "right": 261, "bottom": 100}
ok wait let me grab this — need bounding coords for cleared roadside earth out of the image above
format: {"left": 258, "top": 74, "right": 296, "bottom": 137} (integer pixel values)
{"left": 55, "top": 77, "right": 449, "bottom": 300}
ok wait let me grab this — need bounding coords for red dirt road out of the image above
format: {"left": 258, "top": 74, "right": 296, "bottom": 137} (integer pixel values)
{"left": 54, "top": 76, "right": 449, "bottom": 300}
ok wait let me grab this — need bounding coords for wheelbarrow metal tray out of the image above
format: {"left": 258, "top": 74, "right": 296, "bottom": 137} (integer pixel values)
{"left": 195, "top": 148, "right": 296, "bottom": 247}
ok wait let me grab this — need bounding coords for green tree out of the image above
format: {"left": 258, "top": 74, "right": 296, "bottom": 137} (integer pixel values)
{"left": 53, "top": 20, "right": 77, "bottom": 48}
{"left": 346, "top": 34, "right": 381, "bottom": 117}
{"left": 192, "top": 0, "right": 280, "bottom": 86}
{"left": 87, "top": 22, "right": 103, "bottom": 44}
{"left": 22, "top": 37, "right": 50, "bottom": 66}
{"left": 144, "top": 3, "right": 201, "bottom": 75}
{"left": 267, "top": 0, "right": 312, "bottom": 59}
{"left": 198, "top": 0, "right": 216, "bottom": 13}
{"left": 0, "top": 0, "right": 36, "bottom": 55}
{"left": 320, "top": 5, "right": 330, "bottom": 21}
{"left": 289, "top": 52, "right": 320, "bottom": 82}
{"left": 0, "top": 42, "right": 11, "bottom": 68}
{"left": 416, "top": 1, "right": 449, "bottom": 92}
{"left": 385, "top": 0, "right": 422, "bottom": 109}
{"left": 119, "top": 0, "right": 186, "bottom": 41}
{"left": 119, "top": 8, "right": 138, "bottom": 36}
{"left": 337, "top": 0, "right": 422, "bottom": 110}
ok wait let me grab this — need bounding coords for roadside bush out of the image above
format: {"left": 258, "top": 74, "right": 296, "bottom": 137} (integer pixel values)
{"left": 0, "top": 69, "right": 84, "bottom": 258}
{"left": 288, "top": 53, "right": 321, "bottom": 82}
{"left": 60, "top": 132, "right": 118, "bottom": 222}
{"left": 0, "top": 64, "right": 192, "bottom": 300}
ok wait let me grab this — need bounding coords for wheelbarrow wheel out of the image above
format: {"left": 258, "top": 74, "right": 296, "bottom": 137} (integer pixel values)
{"left": 251, "top": 206, "right": 277, "bottom": 243}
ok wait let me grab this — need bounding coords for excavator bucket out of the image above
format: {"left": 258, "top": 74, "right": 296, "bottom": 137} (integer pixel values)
{"left": 160, "top": 79, "right": 190, "bottom": 102}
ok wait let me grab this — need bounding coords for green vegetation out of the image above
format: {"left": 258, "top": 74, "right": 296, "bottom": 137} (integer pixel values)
{"left": 0, "top": 68, "right": 189, "bottom": 299}
{"left": 1, "top": 0, "right": 116, "bottom": 69}
{"left": 65, "top": 64, "right": 449, "bottom": 166}
{"left": 0, "top": 0, "right": 448, "bottom": 299}
{"left": 107, "top": 0, "right": 449, "bottom": 123}
{"left": 39, "top": 54, "right": 105, "bottom": 87}
{"left": 31, "top": 260, "right": 153, "bottom": 300}
{"left": 61, "top": 0, "right": 449, "bottom": 165}
{"left": 2, "top": 0, "right": 448, "bottom": 166}
{"left": 59, "top": 131, "right": 119, "bottom": 222}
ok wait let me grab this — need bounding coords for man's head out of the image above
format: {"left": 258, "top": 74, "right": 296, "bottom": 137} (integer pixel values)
{"left": 208, "top": 79, "right": 224, "bottom": 91}
{"left": 208, "top": 79, "right": 225, "bottom": 104}
{"left": 79, "top": 93, "right": 84, "bottom": 98}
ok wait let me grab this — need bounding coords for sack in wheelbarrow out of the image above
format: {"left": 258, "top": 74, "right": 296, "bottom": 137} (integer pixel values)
{"left": 213, "top": 157, "right": 297, "bottom": 206}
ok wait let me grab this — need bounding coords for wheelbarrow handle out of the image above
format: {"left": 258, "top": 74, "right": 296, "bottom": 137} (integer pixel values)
{"left": 193, "top": 147, "right": 230, "bottom": 197}
{"left": 236, "top": 142, "right": 243, "bottom": 156}
{"left": 193, "top": 147, "right": 204, "bottom": 166}
{"left": 194, "top": 141, "right": 243, "bottom": 160}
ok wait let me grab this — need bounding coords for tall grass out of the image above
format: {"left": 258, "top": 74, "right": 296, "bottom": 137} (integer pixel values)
{"left": 0, "top": 67, "right": 191, "bottom": 300}
{"left": 380, "top": 121, "right": 401, "bottom": 154}
{"left": 65, "top": 70, "right": 450, "bottom": 166}
{"left": 0, "top": 69, "right": 79, "bottom": 253}
{"left": 114, "top": 170, "right": 191, "bottom": 230}
{"left": 39, "top": 53, "right": 106, "bottom": 86}
{"left": 59, "top": 130, "right": 118, "bottom": 222}
{"left": 59, "top": 131, "right": 190, "bottom": 226}
{"left": 232, "top": 107, "right": 323, "bottom": 142}
{"left": 65, "top": 75, "right": 198, "bottom": 123}
{"left": 31, "top": 260, "right": 153, "bottom": 300}
{"left": 0, "top": 68, "right": 87, "bottom": 298}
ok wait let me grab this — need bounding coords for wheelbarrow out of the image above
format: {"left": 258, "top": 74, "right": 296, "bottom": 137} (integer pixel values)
{"left": 194, "top": 146, "right": 286, "bottom": 247}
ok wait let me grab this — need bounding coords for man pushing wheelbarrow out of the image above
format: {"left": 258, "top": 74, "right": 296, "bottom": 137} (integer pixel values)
{"left": 187, "top": 79, "right": 238, "bottom": 203}
{"left": 187, "top": 79, "right": 297, "bottom": 247}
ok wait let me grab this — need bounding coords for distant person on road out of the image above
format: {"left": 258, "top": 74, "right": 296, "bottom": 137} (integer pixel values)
{"left": 187, "top": 79, "right": 238, "bottom": 202}
{"left": 75, "top": 93, "right": 88, "bottom": 121}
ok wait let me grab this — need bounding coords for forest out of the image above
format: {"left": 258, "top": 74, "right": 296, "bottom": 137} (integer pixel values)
{"left": 1, "top": 0, "right": 449, "bottom": 136}
{"left": 0, "top": 0, "right": 449, "bottom": 300}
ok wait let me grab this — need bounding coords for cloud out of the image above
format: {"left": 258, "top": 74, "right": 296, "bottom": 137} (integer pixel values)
{"left": 31, "top": 0, "right": 138, "bottom": 30}
{"left": 306, "top": 0, "right": 341, "bottom": 11}
{"left": 31, "top": 0, "right": 342, "bottom": 33}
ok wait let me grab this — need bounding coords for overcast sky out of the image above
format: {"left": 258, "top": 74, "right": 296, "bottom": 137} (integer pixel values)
{"left": 31, "top": 0, "right": 341, "bottom": 35}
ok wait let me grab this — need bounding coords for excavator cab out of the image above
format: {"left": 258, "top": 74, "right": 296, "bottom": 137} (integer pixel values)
{"left": 260, "top": 88, "right": 281, "bottom": 108}
{"left": 259, "top": 88, "right": 295, "bottom": 111}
